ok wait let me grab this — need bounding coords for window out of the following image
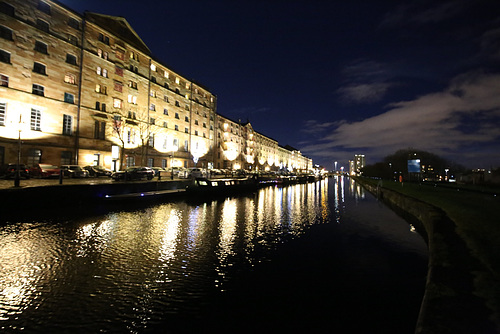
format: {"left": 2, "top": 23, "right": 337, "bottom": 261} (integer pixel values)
{"left": 38, "top": 1, "right": 51, "bottom": 14}
{"left": 68, "top": 17, "right": 80, "bottom": 30}
{"left": 175, "top": 101, "right": 180, "bottom": 107}
{"left": 195, "top": 130, "right": 198, "bottom": 136}
{"left": 0, "top": 102, "right": 5, "bottom": 126}
{"left": 33, "top": 62, "right": 46, "bottom": 75}
{"left": 184, "top": 127, "right": 188, "bottom": 133}
{"left": 27, "top": 149, "right": 42, "bottom": 166}
{"left": 163, "top": 121, "right": 168, "bottom": 128}
{"left": 149, "top": 103, "right": 155, "bottom": 111}
{"left": 128, "top": 111, "right": 136, "bottom": 119}
{"left": 162, "top": 159, "right": 167, "bottom": 168}
{"left": 163, "top": 95, "right": 168, "bottom": 102}
{"left": 32, "top": 84, "right": 44, "bottom": 96}
{"left": 0, "top": 25, "right": 12, "bottom": 40}
{"left": 163, "top": 108, "right": 168, "bottom": 115}
{"left": 150, "top": 117, "right": 155, "bottom": 125}
{"left": 101, "top": 103, "right": 106, "bottom": 111}
{"left": 66, "top": 54, "right": 77, "bottom": 65}
{"left": 164, "top": 82, "right": 169, "bottom": 89}
{"left": 0, "top": 2, "right": 15, "bottom": 16}
{"left": 185, "top": 116, "right": 189, "bottom": 122}
{"left": 62, "top": 114, "right": 72, "bottom": 135}
{"left": 115, "top": 66, "right": 123, "bottom": 77}
{"left": 102, "top": 68, "right": 107, "bottom": 77}
{"left": 96, "top": 66, "right": 101, "bottom": 75}
{"left": 126, "top": 156, "right": 134, "bottom": 167}
{"left": 30, "top": 108, "right": 41, "bottom": 131}
{"left": 0, "top": 49, "right": 10, "bottom": 63}
{"left": 34, "top": 41, "right": 47, "bottom": 54}
{"left": 129, "top": 65, "right": 138, "bottom": 73}
{"left": 64, "top": 92, "right": 74, "bottom": 104}
{"left": 175, "top": 113, "right": 179, "bottom": 119}
{"left": 94, "top": 121, "right": 105, "bottom": 139}
{"left": 184, "top": 140, "right": 189, "bottom": 151}
{"left": 98, "top": 33, "right": 109, "bottom": 45}
{"left": 175, "top": 77, "right": 180, "bottom": 85}
{"left": 128, "top": 95, "right": 137, "bottom": 104}
{"left": 149, "top": 134, "right": 154, "bottom": 147}
{"left": 203, "top": 122, "right": 207, "bottom": 128}
{"left": 129, "top": 80, "right": 137, "bottom": 89}
{"left": 113, "top": 98, "right": 122, "bottom": 109}
{"left": 151, "top": 76, "right": 156, "bottom": 83}
{"left": 95, "top": 84, "right": 106, "bottom": 94}
{"left": 37, "top": 19, "right": 49, "bottom": 32}
{"left": 114, "top": 81, "right": 123, "bottom": 92}
{"left": 150, "top": 90, "right": 156, "bottom": 97}
{"left": 150, "top": 64, "right": 156, "bottom": 71}
{"left": 195, "top": 120, "right": 199, "bottom": 125}
{"left": 64, "top": 73, "right": 76, "bottom": 84}
{"left": 129, "top": 51, "right": 139, "bottom": 61}
{"left": 68, "top": 35, "right": 78, "bottom": 46}
{"left": 61, "top": 151, "right": 72, "bottom": 165}
{"left": 175, "top": 125, "right": 179, "bottom": 131}
{"left": 147, "top": 158, "right": 153, "bottom": 167}
{"left": 0, "top": 74, "right": 8, "bottom": 87}
{"left": 97, "top": 49, "right": 108, "bottom": 60}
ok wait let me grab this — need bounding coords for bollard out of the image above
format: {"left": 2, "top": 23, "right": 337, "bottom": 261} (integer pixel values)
{"left": 59, "top": 169, "right": 63, "bottom": 184}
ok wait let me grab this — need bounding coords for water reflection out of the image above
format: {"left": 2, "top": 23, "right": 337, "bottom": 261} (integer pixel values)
{"left": 0, "top": 177, "right": 427, "bottom": 333}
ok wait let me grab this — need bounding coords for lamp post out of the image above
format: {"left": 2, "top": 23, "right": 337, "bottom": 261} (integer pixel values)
{"left": 14, "top": 115, "right": 23, "bottom": 187}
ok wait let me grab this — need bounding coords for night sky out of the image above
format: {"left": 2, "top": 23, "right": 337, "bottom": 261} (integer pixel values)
{"left": 58, "top": 0, "right": 500, "bottom": 170}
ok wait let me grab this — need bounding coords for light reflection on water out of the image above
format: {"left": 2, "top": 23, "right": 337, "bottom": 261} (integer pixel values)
{"left": 0, "top": 177, "right": 426, "bottom": 333}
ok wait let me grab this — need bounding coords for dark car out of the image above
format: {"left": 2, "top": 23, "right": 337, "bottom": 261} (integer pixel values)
{"left": 30, "top": 164, "right": 61, "bottom": 178}
{"left": 84, "top": 165, "right": 112, "bottom": 177}
{"left": 111, "top": 166, "right": 154, "bottom": 181}
{"left": 1, "top": 163, "right": 30, "bottom": 179}
{"left": 60, "top": 165, "right": 89, "bottom": 178}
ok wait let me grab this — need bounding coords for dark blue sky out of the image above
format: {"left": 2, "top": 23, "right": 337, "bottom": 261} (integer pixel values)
{"left": 59, "top": 0, "right": 500, "bottom": 169}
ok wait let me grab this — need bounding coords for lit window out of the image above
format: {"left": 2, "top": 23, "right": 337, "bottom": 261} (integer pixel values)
{"left": 96, "top": 66, "right": 101, "bottom": 75}
{"left": 113, "top": 98, "right": 122, "bottom": 109}
{"left": 164, "top": 71, "right": 168, "bottom": 78}
{"left": 129, "top": 80, "right": 137, "bottom": 89}
{"left": 30, "top": 108, "right": 41, "bottom": 130}
{"left": 175, "top": 77, "right": 180, "bottom": 84}
{"left": 103, "top": 68, "right": 107, "bottom": 77}
{"left": 185, "top": 83, "right": 190, "bottom": 89}
{"left": 95, "top": 84, "right": 106, "bottom": 94}
{"left": 64, "top": 92, "right": 74, "bottom": 104}
{"left": 150, "top": 64, "right": 156, "bottom": 71}
{"left": 128, "top": 95, "right": 137, "bottom": 104}
{"left": 0, "top": 102, "right": 5, "bottom": 126}
{"left": 0, "top": 74, "right": 8, "bottom": 87}
{"left": 63, "top": 114, "right": 72, "bottom": 135}
{"left": 32, "top": 84, "right": 44, "bottom": 96}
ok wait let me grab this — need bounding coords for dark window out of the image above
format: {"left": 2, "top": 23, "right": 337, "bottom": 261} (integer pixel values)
{"left": 34, "top": 41, "right": 47, "bottom": 54}
{"left": 68, "top": 17, "right": 79, "bottom": 30}
{"left": 94, "top": 121, "right": 105, "bottom": 139}
{"left": 0, "top": 49, "right": 10, "bottom": 63}
{"left": 61, "top": 151, "right": 72, "bottom": 165}
{"left": 66, "top": 54, "right": 77, "bottom": 65}
{"left": 64, "top": 92, "right": 74, "bottom": 104}
{"left": 163, "top": 108, "right": 168, "bottom": 115}
{"left": 33, "top": 62, "right": 46, "bottom": 75}
{"left": 101, "top": 103, "right": 106, "bottom": 112}
{"left": 36, "top": 19, "right": 49, "bottom": 33}
{"left": 37, "top": 1, "right": 51, "bottom": 15}
{"left": 185, "top": 116, "right": 189, "bottom": 122}
{"left": 0, "top": 25, "right": 12, "bottom": 40}
{"left": 175, "top": 113, "right": 179, "bottom": 119}
{"left": 32, "top": 84, "right": 44, "bottom": 96}
{"left": 151, "top": 76, "right": 156, "bottom": 83}
{"left": 68, "top": 35, "right": 78, "bottom": 46}
{"left": 175, "top": 101, "right": 180, "bottom": 107}
{"left": 27, "top": 149, "right": 42, "bottom": 166}
{"left": 0, "top": 74, "right": 8, "bottom": 87}
{"left": 0, "top": 2, "right": 15, "bottom": 16}
{"left": 150, "top": 117, "right": 155, "bottom": 125}
{"left": 95, "top": 101, "right": 100, "bottom": 110}
{"left": 164, "top": 82, "right": 169, "bottom": 89}
{"left": 98, "top": 33, "right": 109, "bottom": 45}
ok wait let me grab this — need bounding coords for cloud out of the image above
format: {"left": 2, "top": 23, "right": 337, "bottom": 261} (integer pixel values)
{"left": 337, "top": 82, "right": 392, "bottom": 104}
{"left": 302, "top": 71, "right": 500, "bottom": 168}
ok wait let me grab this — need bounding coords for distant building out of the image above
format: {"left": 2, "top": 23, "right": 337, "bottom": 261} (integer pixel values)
{"left": 349, "top": 154, "right": 365, "bottom": 175}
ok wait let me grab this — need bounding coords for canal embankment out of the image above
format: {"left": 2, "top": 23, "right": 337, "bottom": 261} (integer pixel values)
{"left": 354, "top": 176, "right": 500, "bottom": 334}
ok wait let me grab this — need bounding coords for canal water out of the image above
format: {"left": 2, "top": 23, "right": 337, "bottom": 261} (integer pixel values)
{"left": 0, "top": 177, "right": 428, "bottom": 333}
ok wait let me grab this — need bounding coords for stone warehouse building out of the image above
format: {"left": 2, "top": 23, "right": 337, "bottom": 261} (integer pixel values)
{"left": 0, "top": 0, "right": 312, "bottom": 173}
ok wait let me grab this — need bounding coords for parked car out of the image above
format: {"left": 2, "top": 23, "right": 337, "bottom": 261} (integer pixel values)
{"left": 60, "top": 165, "right": 89, "bottom": 178}
{"left": 84, "top": 165, "right": 112, "bottom": 177}
{"left": 111, "top": 166, "right": 154, "bottom": 181}
{"left": 186, "top": 168, "right": 206, "bottom": 178}
{"left": 30, "top": 164, "right": 61, "bottom": 178}
{"left": 1, "top": 163, "right": 30, "bottom": 179}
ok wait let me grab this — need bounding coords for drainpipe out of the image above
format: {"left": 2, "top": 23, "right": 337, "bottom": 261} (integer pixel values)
{"left": 74, "top": 16, "right": 86, "bottom": 165}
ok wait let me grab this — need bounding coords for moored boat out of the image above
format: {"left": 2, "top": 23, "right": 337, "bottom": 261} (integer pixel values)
{"left": 186, "top": 176, "right": 259, "bottom": 196}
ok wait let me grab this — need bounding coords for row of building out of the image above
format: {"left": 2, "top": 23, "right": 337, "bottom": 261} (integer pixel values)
{"left": 0, "top": 0, "right": 312, "bottom": 173}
